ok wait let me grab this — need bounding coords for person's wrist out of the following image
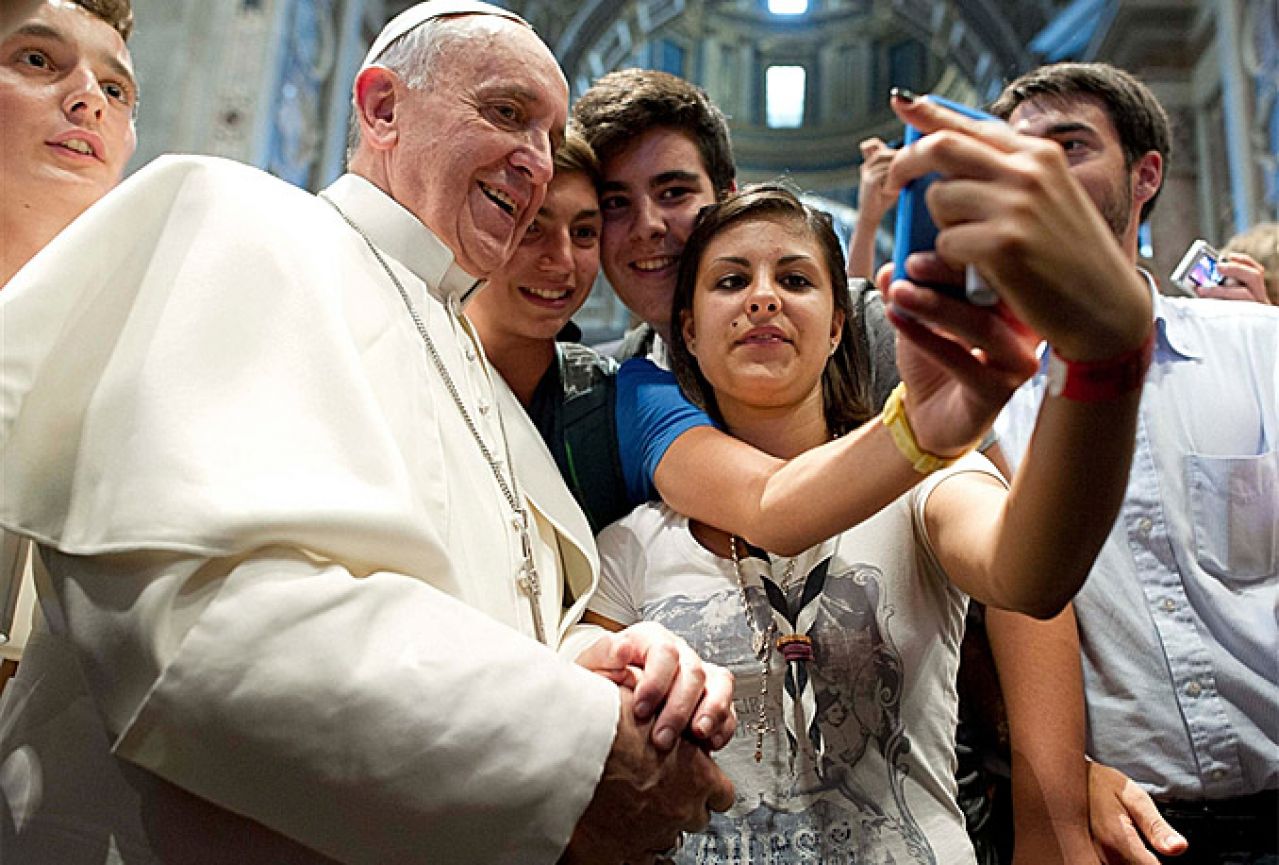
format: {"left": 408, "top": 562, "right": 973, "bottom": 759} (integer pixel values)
{"left": 1047, "top": 268, "right": 1153, "bottom": 362}
{"left": 1046, "top": 326, "right": 1153, "bottom": 402}
{"left": 855, "top": 208, "right": 882, "bottom": 228}
{"left": 882, "top": 383, "right": 971, "bottom": 473}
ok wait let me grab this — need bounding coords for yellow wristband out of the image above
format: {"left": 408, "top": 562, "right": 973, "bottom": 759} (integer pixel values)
{"left": 881, "top": 383, "right": 964, "bottom": 474}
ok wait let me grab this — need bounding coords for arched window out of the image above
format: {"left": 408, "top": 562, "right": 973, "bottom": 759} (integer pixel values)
{"left": 766, "top": 65, "right": 806, "bottom": 128}
{"left": 768, "top": 0, "right": 809, "bottom": 14}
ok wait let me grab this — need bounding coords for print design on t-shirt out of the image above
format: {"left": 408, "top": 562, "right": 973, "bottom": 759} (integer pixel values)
{"left": 654, "top": 558, "right": 936, "bottom": 864}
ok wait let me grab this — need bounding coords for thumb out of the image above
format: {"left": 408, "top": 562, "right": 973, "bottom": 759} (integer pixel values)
{"left": 1121, "top": 785, "right": 1188, "bottom": 855}
{"left": 575, "top": 633, "right": 634, "bottom": 683}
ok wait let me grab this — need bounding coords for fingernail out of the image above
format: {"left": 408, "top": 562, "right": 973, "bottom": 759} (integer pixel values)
{"left": 1166, "top": 831, "right": 1186, "bottom": 847}
{"left": 634, "top": 700, "right": 652, "bottom": 720}
{"left": 654, "top": 727, "right": 676, "bottom": 750}
{"left": 694, "top": 716, "right": 711, "bottom": 737}
{"left": 891, "top": 87, "right": 919, "bottom": 103}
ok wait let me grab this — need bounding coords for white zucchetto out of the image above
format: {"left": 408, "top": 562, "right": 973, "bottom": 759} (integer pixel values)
{"left": 360, "top": 0, "right": 528, "bottom": 70}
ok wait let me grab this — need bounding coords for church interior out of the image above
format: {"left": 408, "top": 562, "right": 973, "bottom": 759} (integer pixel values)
{"left": 120, "top": 0, "right": 1279, "bottom": 342}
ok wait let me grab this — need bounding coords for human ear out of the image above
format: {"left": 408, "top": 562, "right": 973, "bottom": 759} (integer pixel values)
{"left": 1132, "top": 150, "right": 1162, "bottom": 209}
{"left": 681, "top": 310, "right": 697, "bottom": 356}
{"left": 353, "top": 67, "right": 400, "bottom": 151}
{"left": 829, "top": 308, "right": 845, "bottom": 353}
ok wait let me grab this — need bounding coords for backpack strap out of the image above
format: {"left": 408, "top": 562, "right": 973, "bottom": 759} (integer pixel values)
{"left": 557, "top": 344, "right": 633, "bottom": 534}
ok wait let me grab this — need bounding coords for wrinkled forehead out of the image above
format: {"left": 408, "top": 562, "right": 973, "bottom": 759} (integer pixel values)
{"left": 473, "top": 17, "right": 566, "bottom": 91}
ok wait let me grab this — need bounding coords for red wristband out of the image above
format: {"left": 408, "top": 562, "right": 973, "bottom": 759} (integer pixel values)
{"left": 1046, "top": 329, "right": 1154, "bottom": 402}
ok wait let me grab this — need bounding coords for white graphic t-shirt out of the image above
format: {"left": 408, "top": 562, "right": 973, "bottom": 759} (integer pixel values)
{"left": 593, "top": 454, "right": 1002, "bottom": 864}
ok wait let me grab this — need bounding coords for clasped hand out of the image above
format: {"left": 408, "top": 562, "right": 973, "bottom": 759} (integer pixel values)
{"left": 576, "top": 621, "right": 737, "bottom": 751}
{"left": 567, "top": 624, "right": 737, "bottom": 864}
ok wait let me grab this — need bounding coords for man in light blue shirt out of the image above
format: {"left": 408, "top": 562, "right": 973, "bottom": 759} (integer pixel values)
{"left": 991, "top": 63, "right": 1278, "bottom": 865}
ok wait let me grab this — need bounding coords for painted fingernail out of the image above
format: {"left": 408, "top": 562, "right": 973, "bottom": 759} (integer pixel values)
{"left": 654, "top": 727, "right": 676, "bottom": 750}
{"left": 890, "top": 87, "right": 919, "bottom": 103}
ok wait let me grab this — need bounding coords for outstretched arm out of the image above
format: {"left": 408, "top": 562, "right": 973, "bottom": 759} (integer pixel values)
{"left": 656, "top": 420, "right": 925, "bottom": 556}
{"left": 649, "top": 310, "right": 1034, "bottom": 557}
{"left": 892, "top": 94, "right": 1151, "bottom": 617}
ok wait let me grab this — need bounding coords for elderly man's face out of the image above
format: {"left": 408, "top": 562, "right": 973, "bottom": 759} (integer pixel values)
{"left": 0, "top": 0, "right": 137, "bottom": 217}
{"left": 389, "top": 21, "right": 567, "bottom": 278}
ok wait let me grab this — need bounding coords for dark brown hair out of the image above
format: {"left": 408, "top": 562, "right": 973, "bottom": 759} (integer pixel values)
{"left": 991, "top": 62, "right": 1170, "bottom": 221}
{"left": 572, "top": 68, "right": 736, "bottom": 197}
{"left": 669, "top": 183, "right": 874, "bottom": 436}
{"left": 73, "top": 0, "right": 133, "bottom": 41}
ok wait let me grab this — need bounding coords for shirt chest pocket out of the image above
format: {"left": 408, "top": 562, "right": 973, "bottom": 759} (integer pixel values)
{"left": 1184, "top": 449, "right": 1278, "bottom": 584}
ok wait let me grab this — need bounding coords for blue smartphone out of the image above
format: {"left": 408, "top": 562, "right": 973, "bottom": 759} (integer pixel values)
{"left": 892, "top": 94, "right": 1001, "bottom": 304}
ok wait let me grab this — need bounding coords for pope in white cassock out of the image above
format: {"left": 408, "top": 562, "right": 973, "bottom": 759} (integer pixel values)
{"left": 0, "top": 3, "right": 735, "bottom": 863}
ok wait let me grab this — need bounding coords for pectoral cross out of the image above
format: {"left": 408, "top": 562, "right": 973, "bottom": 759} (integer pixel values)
{"left": 513, "top": 509, "right": 547, "bottom": 644}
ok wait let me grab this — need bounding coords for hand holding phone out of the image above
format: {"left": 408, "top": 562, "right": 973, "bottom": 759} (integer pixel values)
{"left": 892, "top": 94, "right": 1003, "bottom": 305}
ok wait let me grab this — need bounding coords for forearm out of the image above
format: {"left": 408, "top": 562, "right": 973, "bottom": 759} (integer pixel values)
{"left": 45, "top": 544, "right": 619, "bottom": 865}
{"left": 846, "top": 213, "right": 882, "bottom": 282}
{"left": 988, "top": 605, "right": 1095, "bottom": 863}
{"left": 986, "top": 388, "right": 1140, "bottom": 616}
{"left": 656, "top": 419, "right": 920, "bottom": 555}
{"left": 562, "top": 619, "right": 613, "bottom": 661}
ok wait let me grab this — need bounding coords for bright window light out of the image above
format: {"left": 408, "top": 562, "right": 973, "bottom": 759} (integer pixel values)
{"left": 766, "top": 65, "right": 806, "bottom": 128}
{"left": 769, "top": 0, "right": 809, "bottom": 13}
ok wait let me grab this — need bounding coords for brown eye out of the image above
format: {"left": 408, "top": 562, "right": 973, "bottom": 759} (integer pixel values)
{"left": 19, "top": 49, "right": 51, "bottom": 69}
{"left": 780, "top": 272, "right": 814, "bottom": 289}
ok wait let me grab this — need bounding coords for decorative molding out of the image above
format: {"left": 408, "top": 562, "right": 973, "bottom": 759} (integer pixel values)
{"left": 266, "top": 0, "right": 342, "bottom": 187}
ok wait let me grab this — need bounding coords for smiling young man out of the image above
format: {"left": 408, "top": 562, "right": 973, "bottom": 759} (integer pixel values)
{"left": 573, "top": 69, "right": 735, "bottom": 363}
{"left": 467, "top": 129, "right": 604, "bottom": 407}
{"left": 988, "top": 62, "right": 1279, "bottom": 865}
{"left": 0, "top": 0, "right": 136, "bottom": 287}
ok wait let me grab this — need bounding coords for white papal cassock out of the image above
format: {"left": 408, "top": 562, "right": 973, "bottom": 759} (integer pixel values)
{"left": 0, "top": 155, "right": 618, "bottom": 864}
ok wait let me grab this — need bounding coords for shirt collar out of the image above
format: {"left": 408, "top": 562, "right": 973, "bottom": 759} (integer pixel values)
{"left": 320, "top": 173, "right": 485, "bottom": 306}
{"left": 1141, "top": 267, "right": 1201, "bottom": 361}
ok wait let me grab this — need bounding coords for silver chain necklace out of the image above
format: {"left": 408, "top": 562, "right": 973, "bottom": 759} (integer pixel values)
{"left": 324, "top": 197, "right": 547, "bottom": 644}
